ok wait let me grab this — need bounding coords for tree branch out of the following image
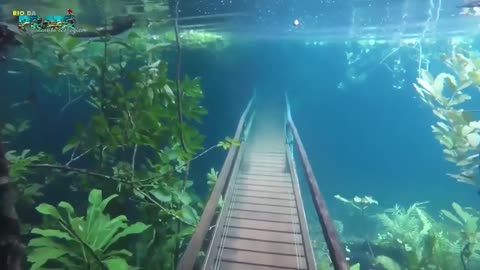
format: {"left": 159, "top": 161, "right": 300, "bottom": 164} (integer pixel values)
{"left": 174, "top": 0, "right": 189, "bottom": 153}
{"left": 27, "top": 163, "right": 131, "bottom": 184}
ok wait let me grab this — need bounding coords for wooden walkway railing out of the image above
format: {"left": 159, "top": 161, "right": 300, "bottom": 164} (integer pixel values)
{"left": 176, "top": 95, "right": 256, "bottom": 270}
{"left": 285, "top": 94, "right": 349, "bottom": 270}
{"left": 177, "top": 94, "right": 349, "bottom": 270}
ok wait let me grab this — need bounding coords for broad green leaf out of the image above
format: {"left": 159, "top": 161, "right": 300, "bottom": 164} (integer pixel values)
{"left": 175, "top": 191, "right": 192, "bottom": 205}
{"left": 453, "top": 202, "right": 472, "bottom": 222}
{"left": 62, "top": 141, "right": 79, "bottom": 154}
{"left": 466, "top": 133, "right": 480, "bottom": 148}
{"left": 464, "top": 217, "right": 479, "bottom": 236}
{"left": 150, "top": 186, "right": 172, "bottom": 203}
{"left": 36, "top": 203, "right": 61, "bottom": 219}
{"left": 178, "top": 226, "right": 196, "bottom": 237}
{"left": 103, "top": 249, "right": 132, "bottom": 258}
{"left": 31, "top": 228, "right": 74, "bottom": 241}
{"left": 177, "top": 205, "right": 200, "bottom": 225}
{"left": 58, "top": 201, "right": 76, "bottom": 217}
{"left": 24, "top": 183, "right": 43, "bottom": 197}
{"left": 28, "top": 237, "right": 67, "bottom": 249}
{"left": 440, "top": 210, "right": 463, "bottom": 226}
{"left": 350, "top": 263, "right": 360, "bottom": 270}
{"left": 28, "top": 247, "right": 68, "bottom": 270}
{"left": 105, "top": 222, "right": 150, "bottom": 250}
{"left": 104, "top": 258, "right": 129, "bottom": 270}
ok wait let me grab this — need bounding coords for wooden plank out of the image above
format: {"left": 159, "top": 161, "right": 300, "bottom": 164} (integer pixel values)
{"left": 244, "top": 159, "right": 285, "bottom": 165}
{"left": 220, "top": 248, "right": 307, "bottom": 269}
{"left": 239, "top": 171, "right": 292, "bottom": 177}
{"left": 232, "top": 202, "right": 297, "bottom": 215}
{"left": 223, "top": 238, "right": 305, "bottom": 256}
{"left": 235, "top": 179, "right": 292, "bottom": 188}
{"left": 237, "top": 174, "right": 291, "bottom": 182}
{"left": 243, "top": 158, "right": 285, "bottom": 163}
{"left": 245, "top": 166, "right": 285, "bottom": 174}
{"left": 227, "top": 218, "right": 301, "bottom": 233}
{"left": 226, "top": 228, "right": 303, "bottom": 244}
{"left": 236, "top": 184, "right": 293, "bottom": 194}
{"left": 219, "top": 261, "right": 299, "bottom": 270}
{"left": 235, "top": 190, "right": 295, "bottom": 200}
{"left": 231, "top": 210, "right": 299, "bottom": 224}
{"left": 233, "top": 196, "right": 296, "bottom": 207}
{"left": 242, "top": 159, "right": 286, "bottom": 169}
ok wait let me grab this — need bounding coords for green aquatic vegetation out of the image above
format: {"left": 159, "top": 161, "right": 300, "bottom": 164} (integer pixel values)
{"left": 374, "top": 255, "right": 402, "bottom": 270}
{"left": 27, "top": 189, "right": 149, "bottom": 270}
{"left": 413, "top": 66, "right": 480, "bottom": 186}
{"left": 1, "top": 121, "right": 50, "bottom": 205}
{"left": 4, "top": 12, "right": 238, "bottom": 269}
{"left": 375, "top": 202, "right": 465, "bottom": 269}
{"left": 17, "top": 45, "right": 233, "bottom": 270}
{"left": 441, "top": 202, "right": 480, "bottom": 268}
{"left": 1, "top": 120, "right": 30, "bottom": 142}
{"left": 206, "top": 168, "right": 218, "bottom": 192}
{"left": 5, "top": 150, "right": 48, "bottom": 205}
{"left": 440, "top": 51, "right": 480, "bottom": 86}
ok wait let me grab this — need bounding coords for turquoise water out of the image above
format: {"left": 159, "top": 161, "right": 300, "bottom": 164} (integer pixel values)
{"left": 2, "top": 0, "right": 480, "bottom": 269}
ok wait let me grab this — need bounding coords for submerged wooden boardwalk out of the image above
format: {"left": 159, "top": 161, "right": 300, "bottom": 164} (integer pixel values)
{"left": 177, "top": 94, "right": 349, "bottom": 270}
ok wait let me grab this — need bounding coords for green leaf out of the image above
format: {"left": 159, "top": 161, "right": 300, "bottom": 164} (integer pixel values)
{"left": 103, "top": 249, "right": 132, "bottom": 258}
{"left": 28, "top": 247, "right": 68, "bottom": 270}
{"left": 62, "top": 140, "right": 79, "bottom": 154}
{"left": 35, "top": 203, "right": 61, "bottom": 219}
{"left": 105, "top": 222, "right": 150, "bottom": 250}
{"left": 177, "top": 205, "right": 200, "bottom": 226}
{"left": 31, "top": 228, "right": 74, "bottom": 241}
{"left": 150, "top": 186, "right": 172, "bottom": 202}
{"left": 104, "top": 258, "right": 129, "bottom": 270}
{"left": 24, "top": 183, "right": 43, "bottom": 197}
{"left": 178, "top": 226, "right": 196, "bottom": 238}
{"left": 441, "top": 209, "right": 463, "bottom": 226}
{"left": 350, "top": 263, "right": 360, "bottom": 270}
{"left": 28, "top": 237, "right": 66, "bottom": 249}
{"left": 175, "top": 191, "right": 192, "bottom": 205}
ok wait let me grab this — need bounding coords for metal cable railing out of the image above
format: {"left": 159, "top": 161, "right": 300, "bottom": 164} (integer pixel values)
{"left": 284, "top": 93, "right": 349, "bottom": 270}
{"left": 177, "top": 93, "right": 256, "bottom": 270}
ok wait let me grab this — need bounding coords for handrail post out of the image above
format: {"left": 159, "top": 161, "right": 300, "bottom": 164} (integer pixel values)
{"left": 284, "top": 94, "right": 349, "bottom": 270}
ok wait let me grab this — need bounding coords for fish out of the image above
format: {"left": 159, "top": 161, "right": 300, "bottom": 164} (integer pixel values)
{"left": 458, "top": 0, "right": 480, "bottom": 8}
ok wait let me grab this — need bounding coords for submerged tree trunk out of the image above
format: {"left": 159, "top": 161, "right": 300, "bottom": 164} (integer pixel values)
{"left": 0, "top": 141, "right": 23, "bottom": 270}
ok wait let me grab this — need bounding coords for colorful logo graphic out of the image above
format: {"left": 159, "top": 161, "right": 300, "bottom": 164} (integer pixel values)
{"left": 17, "top": 9, "right": 77, "bottom": 31}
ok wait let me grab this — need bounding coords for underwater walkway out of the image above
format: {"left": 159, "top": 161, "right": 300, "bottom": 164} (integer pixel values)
{"left": 177, "top": 94, "right": 349, "bottom": 270}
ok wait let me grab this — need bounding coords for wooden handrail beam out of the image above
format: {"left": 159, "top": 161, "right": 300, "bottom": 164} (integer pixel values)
{"left": 285, "top": 94, "right": 349, "bottom": 270}
{"left": 177, "top": 96, "right": 255, "bottom": 270}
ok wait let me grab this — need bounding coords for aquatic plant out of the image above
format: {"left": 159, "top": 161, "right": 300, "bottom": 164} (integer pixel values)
{"left": 1, "top": 121, "right": 50, "bottom": 223}
{"left": 413, "top": 59, "right": 480, "bottom": 186}
{"left": 374, "top": 202, "right": 470, "bottom": 269}
{"left": 440, "top": 202, "right": 480, "bottom": 269}
{"left": 27, "top": 189, "right": 149, "bottom": 269}
{"left": 2, "top": 2, "right": 239, "bottom": 268}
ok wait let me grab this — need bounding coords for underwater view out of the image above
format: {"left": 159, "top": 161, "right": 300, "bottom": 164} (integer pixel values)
{"left": 2, "top": 0, "right": 480, "bottom": 269}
